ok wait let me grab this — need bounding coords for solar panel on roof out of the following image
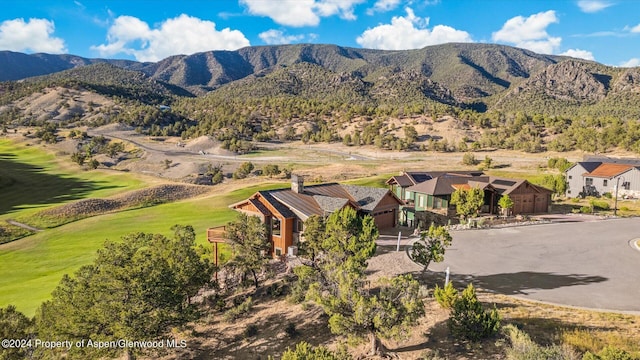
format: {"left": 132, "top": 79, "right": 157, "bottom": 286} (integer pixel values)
{"left": 411, "top": 174, "right": 432, "bottom": 183}
{"left": 492, "top": 179, "right": 517, "bottom": 186}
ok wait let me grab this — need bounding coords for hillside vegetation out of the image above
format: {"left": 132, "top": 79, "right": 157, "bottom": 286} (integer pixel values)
{"left": 2, "top": 43, "right": 640, "bottom": 155}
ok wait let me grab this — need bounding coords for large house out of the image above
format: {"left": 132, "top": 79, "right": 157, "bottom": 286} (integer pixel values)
{"left": 565, "top": 156, "right": 640, "bottom": 198}
{"left": 212, "top": 175, "right": 402, "bottom": 257}
{"left": 387, "top": 171, "right": 552, "bottom": 227}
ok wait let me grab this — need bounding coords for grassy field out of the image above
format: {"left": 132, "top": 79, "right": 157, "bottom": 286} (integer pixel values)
{"left": 0, "top": 165, "right": 387, "bottom": 316}
{"left": 0, "top": 139, "right": 147, "bottom": 220}
{"left": 0, "top": 138, "right": 289, "bottom": 315}
{"left": 0, "top": 181, "right": 285, "bottom": 316}
{"left": 0, "top": 137, "right": 387, "bottom": 316}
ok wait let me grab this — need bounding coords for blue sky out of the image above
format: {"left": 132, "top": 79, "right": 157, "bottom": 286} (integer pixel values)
{"left": 1, "top": 0, "right": 639, "bottom": 66}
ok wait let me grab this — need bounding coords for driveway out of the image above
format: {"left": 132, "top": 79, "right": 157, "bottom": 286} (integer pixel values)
{"left": 426, "top": 218, "right": 640, "bottom": 313}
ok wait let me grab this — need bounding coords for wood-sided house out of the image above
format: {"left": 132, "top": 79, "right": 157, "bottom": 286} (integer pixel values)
{"left": 387, "top": 171, "right": 552, "bottom": 227}
{"left": 215, "top": 175, "right": 402, "bottom": 257}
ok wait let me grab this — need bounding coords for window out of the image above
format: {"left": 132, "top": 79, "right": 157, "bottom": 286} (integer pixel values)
{"left": 418, "top": 195, "right": 424, "bottom": 207}
{"left": 434, "top": 197, "right": 442, "bottom": 209}
{"left": 275, "top": 247, "right": 282, "bottom": 256}
{"left": 623, "top": 181, "right": 631, "bottom": 190}
{"left": 296, "top": 219, "right": 304, "bottom": 232}
{"left": 603, "top": 179, "right": 608, "bottom": 187}
{"left": 271, "top": 217, "right": 281, "bottom": 237}
{"left": 405, "top": 191, "right": 412, "bottom": 200}
{"left": 585, "top": 178, "right": 593, "bottom": 186}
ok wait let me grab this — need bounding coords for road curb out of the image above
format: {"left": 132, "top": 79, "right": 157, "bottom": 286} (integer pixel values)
{"left": 503, "top": 294, "right": 640, "bottom": 316}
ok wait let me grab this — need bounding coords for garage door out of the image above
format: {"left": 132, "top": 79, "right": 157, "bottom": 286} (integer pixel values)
{"left": 534, "top": 194, "right": 548, "bottom": 213}
{"left": 374, "top": 209, "right": 396, "bottom": 229}
{"left": 513, "top": 194, "right": 535, "bottom": 214}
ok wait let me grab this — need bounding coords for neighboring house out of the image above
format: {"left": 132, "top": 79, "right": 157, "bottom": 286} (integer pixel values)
{"left": 565, "top": 157, "right": 640, "bottom": 198}
{"left": 565, "top": 161, "right": 602, "bottom": 198}
{"left": 386, "top": 171, "right": 484, "bottom": 201}
{"left": 211, "top": 175, "right": 402, "bottom": 257}
{"left": 388, "top": 171, "right": 552, "bottom": 227}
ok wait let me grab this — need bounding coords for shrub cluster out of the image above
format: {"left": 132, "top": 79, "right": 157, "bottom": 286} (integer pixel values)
{"left": 447, "top": 284, "right": 500, "bottom": 341}
{"left": 223, "top": 296, "right": 253, "bottom": 322}
{"left": 503, "top": 324, "right": 578, "bottom": 360}
{"left": 434, "top": 282, "right": 458, "bottom": 310}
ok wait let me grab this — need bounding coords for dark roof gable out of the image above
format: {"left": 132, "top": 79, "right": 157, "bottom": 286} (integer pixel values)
{"left": 247, "top": 182, "right": 400, "bottom": 221}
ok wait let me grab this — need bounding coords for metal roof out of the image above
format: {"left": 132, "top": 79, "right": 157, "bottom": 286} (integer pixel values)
{"left": 254, "top": 182, "right": 398, "bottom": 220}
{"left": 270, "top": 190, "right": 323, "bottom": 220}
{"left": 584, "top": 156, "right": 640, "bottom": 166}
{"left": 585, "top": 163, "right": 634, "bottom": 178}
{"left": 257, "top": 191, "right": 297, "bottom": 219}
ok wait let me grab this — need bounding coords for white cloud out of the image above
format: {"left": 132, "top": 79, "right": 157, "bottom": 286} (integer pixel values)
{"left": 368, "top": 0, "right": 402, "bottom": 14}
{"left": 240, "top": 0, "right": 364, "bottom": 27}
{"left": 560, "top": 48, "right": 595, "bottom": 61}
{"left": 620, "top": 58, "right": 640, "bottom": 67}
{"left": 91, "top": 14, "right": 249, "bottom": 62}
{"left": 0, "top": 18, "right": 66, "bottom": 53}
{"left": 631, "top": 24, "right": 640, "bottom": 33}
{"left": 259, "top": 30, "right": 306, "bottom": 45}
{"left": 577, "top": 0, "right": 613, "bottom": 13}
{"left": 492, "top": 10, "right": 561, "bottom": 54}
{"left": 356, "top": 7, "right": 472, "bottom": 50}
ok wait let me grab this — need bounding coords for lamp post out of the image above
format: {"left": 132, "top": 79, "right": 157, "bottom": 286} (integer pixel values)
{"left": 614, "top": 176, "right": 625, "bottom": 216}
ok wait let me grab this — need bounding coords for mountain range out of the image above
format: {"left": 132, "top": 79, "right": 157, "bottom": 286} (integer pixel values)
{"left": 2, "top": 43, "right": 640, "bottom": 117}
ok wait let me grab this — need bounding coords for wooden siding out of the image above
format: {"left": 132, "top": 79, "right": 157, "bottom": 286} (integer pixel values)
{"left": 510, "top": 185, "right": 550, "bottom": 214}
{"left": 373, "top": 209, "right": 396, "bottom": 228}
{"left": 367, "top": 192, "right": 401, "bottom": 229}
{"left": 249, "top": 193, "right": 296, "bottom": 257}
{"left": 272, "top": 217, "right": 295, "bottom": 256}
{"left": 232, "top": 201, "right": 266, "bottom": 220}
{"left": 375, "top": 192, "right": 402, "bottom": 210}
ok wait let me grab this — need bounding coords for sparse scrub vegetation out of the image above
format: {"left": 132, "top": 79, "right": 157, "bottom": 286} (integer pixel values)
{"left": 434, "top": 282, "right": 458, "bottom": 310}
{"left": 5, "top": 44, "right": 640, "bottom": 360}
{"left": 503, "top": 324, "right": 579, "bottom": 360}
{"left": 233, "top": 161, "right": 255, "bottom": 179}
{"left": 462, "top": 152, "right": 477, "bottom": 165}
{"left": 223, "top": 297, "right": 254, "bottom": 322}
{"left": 448, "top": 284, "right": 501, "bottom": 341}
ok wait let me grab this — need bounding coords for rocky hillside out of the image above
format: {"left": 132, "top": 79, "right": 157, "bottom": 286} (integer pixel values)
{"left": 2, "top": 42, "right": 640, "bottom": 121}
{"left": 0, "top": 50, "right": 140, "bottom": 81}
{"left": 0, "top": 43, "right": 580, "bottom": 101}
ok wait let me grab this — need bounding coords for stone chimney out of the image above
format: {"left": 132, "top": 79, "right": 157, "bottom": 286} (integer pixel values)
{"left": 291, "top": 174, "right": 304, "bottom": 193}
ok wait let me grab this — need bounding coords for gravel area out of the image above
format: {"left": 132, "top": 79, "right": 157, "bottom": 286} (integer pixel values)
{"left": 366, "top": 233, "right": 423, "bottom": 282}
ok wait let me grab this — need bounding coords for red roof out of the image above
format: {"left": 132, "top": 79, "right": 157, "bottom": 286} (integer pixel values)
{"left": 585, "top": 163, "right": 633, "bottom": 178}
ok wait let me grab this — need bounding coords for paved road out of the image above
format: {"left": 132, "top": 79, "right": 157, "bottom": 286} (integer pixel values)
{"left": 426, "top": 218, "right": 640, "bottom": 313}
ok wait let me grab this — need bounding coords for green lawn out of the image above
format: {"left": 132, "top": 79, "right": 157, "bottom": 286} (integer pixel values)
{"left": 0, "top": 138, "right": 388, "bottom": 316}
{"left": 485, "top": 169, "right": 551, "bottom": 184}
{"left": 0, "top": 182, "right": 282, "bottom": 316}
{"left": 344, "top": 173, "right": 393, "bottom": 188}
{"left": 0, "top": 139, "right": 146, "bottom": 220}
